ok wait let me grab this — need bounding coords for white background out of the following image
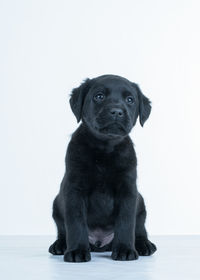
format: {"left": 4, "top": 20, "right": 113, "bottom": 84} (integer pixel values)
{"left": 0, "top": 0, "right": 200, "bottom": 235}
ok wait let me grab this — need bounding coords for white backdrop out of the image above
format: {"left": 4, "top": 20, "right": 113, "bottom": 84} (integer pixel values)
{"left": 0, "top": 0, "right": 200, "bottom": 235}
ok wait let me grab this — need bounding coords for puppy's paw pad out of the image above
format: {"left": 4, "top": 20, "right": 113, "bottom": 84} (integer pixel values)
{"left": 64, "top": 249, "right": 91, "bottom": 262}
{"left": 135, "top": 239, "right": 157, "bottom": 256}
{"left": 49, "top": 240, "right": 66, "bottom": 255}
{"left": 112, "top": 246, "right": 138, "bottom": 261}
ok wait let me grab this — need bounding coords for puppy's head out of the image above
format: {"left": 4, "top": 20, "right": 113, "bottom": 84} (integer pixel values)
{"left": 70, "top": 75, "right": 151, "bottom": 138}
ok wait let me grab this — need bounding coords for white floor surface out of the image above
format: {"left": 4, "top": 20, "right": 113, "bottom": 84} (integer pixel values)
{"left": 0, "top": 235, "right": 200, "bottom": 280}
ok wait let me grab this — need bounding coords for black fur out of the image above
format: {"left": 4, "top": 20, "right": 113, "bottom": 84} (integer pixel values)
{"left": 49, "top": 74, "right": 156, "bottom": 262}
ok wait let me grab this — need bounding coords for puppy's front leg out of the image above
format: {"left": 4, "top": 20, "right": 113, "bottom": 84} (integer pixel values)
{"left": 112, "top": 188, "right": 138, "bottom": 261}
{"left": 64, "top": 191, "right": 91, "bottom": 262}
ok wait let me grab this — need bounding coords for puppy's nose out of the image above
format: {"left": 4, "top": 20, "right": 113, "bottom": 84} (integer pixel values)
{"left": 110, "top": 108, "right": 123, "bottom": 118}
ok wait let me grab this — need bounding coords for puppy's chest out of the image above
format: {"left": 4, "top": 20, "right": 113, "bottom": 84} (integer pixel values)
{"left": 91, "top": 153, "right": 125, "bottom": 186}
{"left": 94, "top": 158, "right": 107, "bottom": 184}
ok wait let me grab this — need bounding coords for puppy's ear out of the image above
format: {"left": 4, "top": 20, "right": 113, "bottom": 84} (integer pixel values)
{"left": 135, "top": 84, "right": 151, "bottom": 127}
{"left": 69, "top": 78, "right": 91, "bottom": 122}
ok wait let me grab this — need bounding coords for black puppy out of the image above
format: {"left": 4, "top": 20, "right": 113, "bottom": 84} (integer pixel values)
{"left": 49, "top": 74, "right": 157, "bottom": 262}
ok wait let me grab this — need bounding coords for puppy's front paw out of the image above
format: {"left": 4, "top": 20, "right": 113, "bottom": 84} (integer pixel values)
{"left": 49, "top": 239, "right": 66, "bottom": 255}
{"left": 111, "top": 244, "right": 139, "bottom": 261}
{"left": 64, "top": 248, "right": 91, "bottom": 262}
{"left": 135, "top": 239, "right": 157, "bottom": 256}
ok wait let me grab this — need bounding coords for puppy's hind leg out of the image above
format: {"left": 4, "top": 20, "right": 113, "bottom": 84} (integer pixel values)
{"left": 49, "top": 196, "right": 66, "bottom": 255}
{"left": 135, "top": 193, "right": 157, "bottom": 256}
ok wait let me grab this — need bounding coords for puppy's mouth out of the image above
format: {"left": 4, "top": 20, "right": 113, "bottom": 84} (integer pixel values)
{"left": 99, "top": 123, "right": 127, "bottom": 136}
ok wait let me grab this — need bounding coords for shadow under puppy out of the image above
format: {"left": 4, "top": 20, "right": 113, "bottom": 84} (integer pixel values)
{"left": 49, "top": 74, "right": 157, "bottom": 262}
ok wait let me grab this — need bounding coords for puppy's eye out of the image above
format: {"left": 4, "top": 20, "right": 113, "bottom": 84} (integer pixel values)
{"left": 126, "top": 96, "right": 134, "bottom": 104}
{"left": 94, "top": 93, "right": 105, "bottom": 102}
